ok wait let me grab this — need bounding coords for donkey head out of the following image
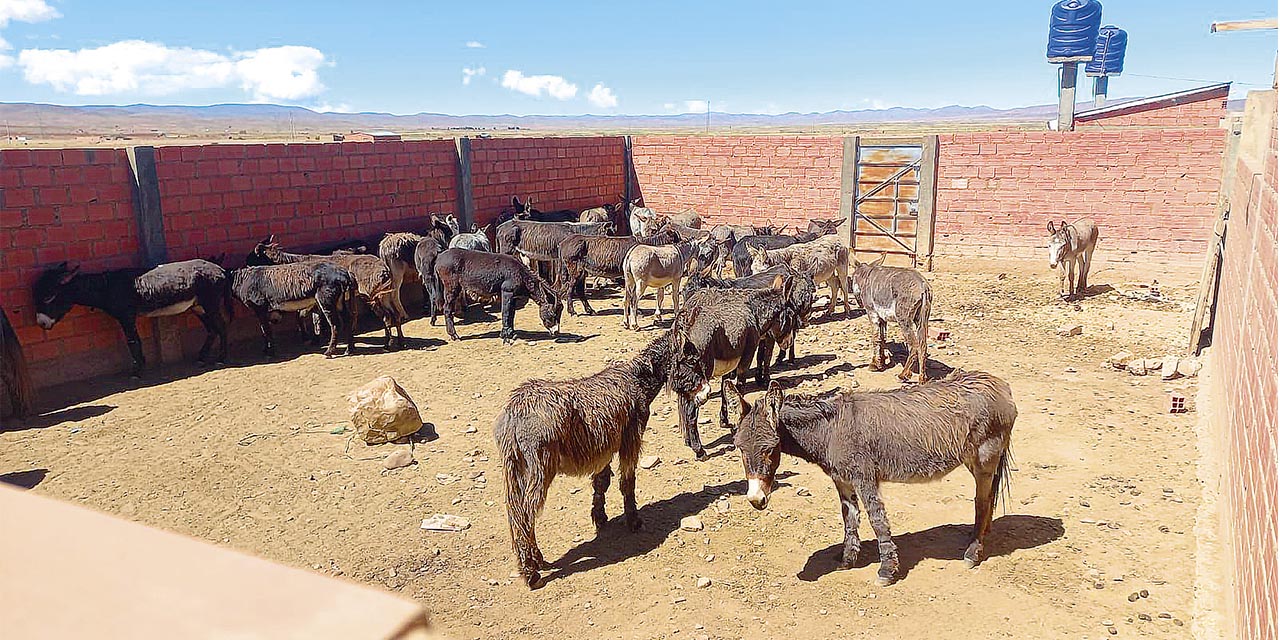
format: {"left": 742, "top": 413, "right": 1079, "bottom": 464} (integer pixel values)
{"left": 807, "top": 218, "right": 843, "bottom": 235}
{"left": 726, "top": 379, "right": 784, "bottom": 510}
{"left": 32, "top": 261, "right": 82, "bottom": 329}
{"left": 245, "top": 235, "right": 281, "bottom": 267}
{"left": 536, "top": 283, "right": 563, "bottom": 337}
{"left": 1047, "top": 220, "right": 1071, "bottom": 269}
{"left": 746, "top": 245, "right": 772, "bottom": 274}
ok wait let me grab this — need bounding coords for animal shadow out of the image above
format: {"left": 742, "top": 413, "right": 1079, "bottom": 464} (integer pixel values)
{"left": 0, "top": 468, "right": 49, "bottom": 489}
{"left": 544, "top": 480, "right": 744, "bottom": 586}
{"left": 769, "top": 361, "right": 855, "bottom": 389}
{"left": 1, "top": 404, "right": 115, "bottom": 434}
{"left": 1060, "top": 284, "right": 1115, "bottom": 302}
{"left": 797, "top": 514, "right": 1065, "bottom": 582}
{"left": 880, "top": 343, "right": 956, "bottom": 379}
{"left": 809, "top": 308, "right": 865, "bottom": 325}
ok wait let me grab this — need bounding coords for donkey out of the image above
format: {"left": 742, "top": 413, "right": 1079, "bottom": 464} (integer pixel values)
{"left": 495, "top": 330, "right": 673, "bottom": 589}
{"left": 496, "top": 196, "right": 580, "bottom": 227}
{"left": 683, "top": 265, "right": 818, "bottom": 372}
{"left": 747, "top": 235, "right": 850, "bottom": 317}
{"left": 628, "top": 202, "right": 660, "bottom": 237}
{"left": 665, "top": 210, "right": 702, "bottom": 229}
{"left": 731, "top": 230, "right": 825, "bottom": 277}
{"left": 578, "top": 196, "right": 626, "bottom": 226}
{"left": 229, "top": 262, "right": 358, "bottom": 358}
{"left": 1, "top": 306, "right": 35, "bottom": 419}
{"left": 556, "top": 229, "right": 684, "bottom": 315}
{"left": 496, "top": 219, "right": 614, "bottom": 282}
{"left": 669, "top": 276, "right": 795, "bottom": 460}
{"left": 621, "top": 239, "right": 707, "bottom": 330}
{"left": 378, "top": 232, "right": 429, "bottom": 322}
{"left": 848, "top": 255, "right": 933, "bottom": 383}
{"left": 654, "top": 220, "right": 709, "bottom": 242}
{"left": 725, "top": 369, "right": 1016, "bottom": 585}
{"left": 245, "top": 237, "right": 404, "bottom": 350}
{"left": 1047, "top": 218, "right": 1099, "bottom": 299}
{"left": 449, "top": 224, "right": 493, "bottom": 252}
{"left": 433, "top": 248, "right": 563, "bottom": 344}
{"left": 32, "top": 260, "right": 232, "bottom": 378}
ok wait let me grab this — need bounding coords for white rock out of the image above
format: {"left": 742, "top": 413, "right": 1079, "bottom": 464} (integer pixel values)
{"left": 696, "top": 577, "right": 712, "bottom": 588}
{"left": 464, "top": 425, "right": 477, "bottom": 434}
{"left": 639, "top": 455, "right": 661, "bottom": 469}
{"left": 420, "top": 513, "right": 470, "bottom": 532}
{"left": 1177, "top": 358, "right": 1202, "bottom": 377}
{"left": 680, "top": 516, "right": 704, "bottom": 532}
{"left": 1057, "top": 324, "right": 1083, "bottom": 337}
{"left": 383, "top": 448, "right": 414, "bottom": 470}
{"left": 1107, "top": 351, "right": 1133, "bottom": 369}
{"left": 1126, "top": 361, "right": 1147, "bottom": 376}
{"left": 1160, "top": 356, "right": 1179, "bottom": 380}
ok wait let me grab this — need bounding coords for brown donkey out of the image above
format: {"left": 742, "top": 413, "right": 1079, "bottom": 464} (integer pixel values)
{"left": 848, "top": 255, "right": 933, "bottom": 383}
{"left": 725, "top": 369, "right": 1016, "bottom": 586}
{"left": 495, "top": 330, "right": 673, "bottom": 589}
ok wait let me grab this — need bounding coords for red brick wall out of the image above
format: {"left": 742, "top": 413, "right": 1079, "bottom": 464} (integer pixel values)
{"left": 1212, "top": 98, "right": 1278, "bottom": 640}
{"left": 470, "top": 137, "right": 625, "bottom": 227}
{"left": 934, "top": 128, "right": 1226, "bottom": 262}
{"left": 1077, "top": 95, "right": 1228, "bottom": 129}
{"left": 156, "top": 140, "right": 459, "bottom": 263}
{"left": 631, "top": 136, "right": 843, "bottom": 229}
{"left": 0, "top": 148, "right": 151, "bottom": 386}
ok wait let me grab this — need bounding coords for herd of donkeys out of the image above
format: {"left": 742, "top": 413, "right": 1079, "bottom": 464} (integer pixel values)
{"left": 1, "top": 194, "right": 1106, "bottom": 592}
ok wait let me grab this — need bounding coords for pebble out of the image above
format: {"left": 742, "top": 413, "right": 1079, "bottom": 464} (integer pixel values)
{"left": 1128, "top": 592, "right": 1139, "bottom": 602}
{"left": 1139, "top": 589, "right": 1149, "bottom": 598}
{"left": 639, "top": 455, "right": 661, "bottom": 469}
{"left": 1158, "top": 612, "right": 1172, "bottom": 619}
{"left": 1138, "top": 614, "right": 1151, "bottom": 621}
{"left": 383, "top": 448, "right": 414, "bottom": 470}
{"left": 796, "top": 487, "right": 811, "bottom": 497}
{"left": 696, "top": 577, "right": 712, "bottom": 588}
{"left": 705, "top": 554, "right": 715, "bottom": 562}
{"left": 464, "top": 425, "right": 477, "bottom": 434}
{"left": 680, "top": 516, "right": 704, "bottom": 532}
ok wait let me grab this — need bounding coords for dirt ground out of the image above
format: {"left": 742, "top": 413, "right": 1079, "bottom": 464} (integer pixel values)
{"left": 1, "top": 257, "right": 1209, "bottom": 639}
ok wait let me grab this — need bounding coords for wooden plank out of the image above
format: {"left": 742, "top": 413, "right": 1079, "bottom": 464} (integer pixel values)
{"left": 454, "top": 137, "right": 475, "bottom": 230}
{"left": 127, "top": 146, "right": 167, "bottom": 267}
{"left": 917, "top": 135, "right": 940, "bottom": 271}
{"left": 839, "top": 136, "right": 859, "bottom": 251}
{"left": 1211, "top": 18, "right": 1277, "bottom": 32}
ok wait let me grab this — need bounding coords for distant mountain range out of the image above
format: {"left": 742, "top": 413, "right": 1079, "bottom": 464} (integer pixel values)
{"left": 0, "top": 99, "right": 1246, "bottom": 137}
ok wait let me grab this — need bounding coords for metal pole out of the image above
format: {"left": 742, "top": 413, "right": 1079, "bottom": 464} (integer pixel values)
{"left": 1057, "top": 62, "right": 1078, "bottom": 131}
{"left": 1092, "top": 76, "right": 1109, "bottom": 107}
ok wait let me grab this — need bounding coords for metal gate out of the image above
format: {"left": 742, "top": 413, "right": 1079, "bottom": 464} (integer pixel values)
{"left": 839, "top": 136, "right": 939, "bottom": 270}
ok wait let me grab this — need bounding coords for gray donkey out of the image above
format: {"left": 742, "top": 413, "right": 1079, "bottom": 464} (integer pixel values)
{"left": 495, "top": 330, "right": 673, "bottom": 589}
{"left": 725, "top": 369, "right": 1016, "bottom": 586}
{"left": 1047, "top": 218, "right": 1099, "bottom": 299}
{"left": 848, "top": 255, "right": 933, "bottom": 383}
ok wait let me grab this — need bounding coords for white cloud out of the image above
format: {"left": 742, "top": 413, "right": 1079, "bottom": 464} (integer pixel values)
{"left": 501, "top": 69, "right": 577, "bottom": 100}
{"left": 462, "top": 65, "right": 485, "bottom": 85}
{"left": 0, "top": 0, "right": 59, "bottom": 50}
{"left": 17, "top": 40, "right": 328, "bottom": 102}
{"left": 662, "top": 102, "right": 675, "bottom": 111}
{"left": 587, "top": 83, "right": 617, "bottom": 108}
{"left": 684, "top": 99, "right": 708, "bottom": 113}
{"left": 465, "top": 41, "right": 485, "bottom": 49}
{"left": 317, "top": 102, "right": 353, "bottom": 113}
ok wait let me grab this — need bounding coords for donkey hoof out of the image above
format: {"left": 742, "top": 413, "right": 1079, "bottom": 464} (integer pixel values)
{"left": 694, "top": 449, "right": 709, "bottom": 462}
{"left": 524, "top": 571, "right": 544, "bottom": 590}
{"left": 875, "top": 573, "right": 895, "bottom": 587}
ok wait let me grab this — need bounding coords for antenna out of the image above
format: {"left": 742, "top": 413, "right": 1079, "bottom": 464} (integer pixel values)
{"left": 705, "top": 99, "right": 710, "bottom": 133}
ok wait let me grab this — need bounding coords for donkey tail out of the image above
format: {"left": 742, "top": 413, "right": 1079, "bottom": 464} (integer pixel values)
{"left": 992, "top": 447, "right": 1014, "bottom": 514}
{"left": 0, "top": 306, "right": 35, "bottom": 418}
{"left": 494, "top": 409, "right": 534, "bottom": 552}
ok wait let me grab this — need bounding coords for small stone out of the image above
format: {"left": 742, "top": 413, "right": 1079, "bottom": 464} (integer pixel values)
{"left": 1174, "top": 619, "right": 1184, "bottom": 627}
{"left": 467, "top": 470, "right": 485, "bottom": 480}
{"left": 1102, "top": 620, "right": 1114, "bottom": 626}
{"left": 1080, "top": 500, "right": 1091, "bottom": 507}
{"left": 1177, "top": 358, "right": 1202, "bottom": 377}
{"left": 1128, "top": 592, "right": 1139, "bottom": 602}
{"left": 1108, "top": 627, "right": 1118, "bottom": 635}
{"left": 715, "top": 497, "right": 731, "bottom": 514}
{"left": 680, "top": 516, "right": 704, "bottom": 532}
{"left": 698, "top": 416, "right": 711, "bottom": 425}
{"left": 464, "top": 425, "right": 477, "bottom": 434}
{"left": 472, "top": 393, "right": 483, "bottom": 399}
{"left": 1057, "top": 324, "right": 1082, "bottom": 337}
{"left": 796, "top": 487, "right": 811, "bottom": 497}
{"left": 819, "top": 609, "right": 828, "bottom": 615}
{"left": 1107, "top": 351, "right": 1133, "bottom": 369}
{"left": 383, "top": 448, "right": 414, "bottom": 470}
{"left": 1127, "top": 360, "right": 1147, "bottom": 376}
{"left": 705, "top": 554, "right": 715, "bottom": 562}
{"left": 1160, "top": 356, "right": 1179, "bottom": 380}
{"left": 1158, "top": 612, "right": 1172, "bottom": 619}
{"left": 1140, "top": 589, "right": 1149, "bottom": 598}
{"left": 639, "top": 455, "right": 661, "bottom": 469}
{"left": 696, "top": 577, "right": 712, "bottom": 588}
{"left": 1138, "top": 614, "right": 1151, "bottom": 621}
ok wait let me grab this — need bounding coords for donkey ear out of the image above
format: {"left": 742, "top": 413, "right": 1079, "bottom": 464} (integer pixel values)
{"left": 1046, "top": 221, "right": 1056, "bottom": 234}
{"left": 764, "top": 380, "right": 783, "bottom": 411}
{"left": 511, "top": 196, "right": 521, "bottom": 207}
{"left": 681, "top": 338, "right": 699, "bottom": 356}
{"left": 723, "top": 380, "right": 748, "bottom": 425}
{"left": 870, "top": 254, "right": 886, "bottom": 268}
{"left": 59, "top": 263, "right": 81, "bottom": 284}
{"left": 770, "top": 274, "right": 785, "bottom": 291}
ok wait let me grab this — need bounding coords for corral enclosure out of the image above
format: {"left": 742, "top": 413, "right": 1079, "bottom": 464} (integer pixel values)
{"left": 2, "top": 82, "right": 1275, "bottom": 639}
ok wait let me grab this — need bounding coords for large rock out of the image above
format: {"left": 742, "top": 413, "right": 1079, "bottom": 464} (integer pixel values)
{"left": 1160, "top": 356, "right": 1180, "bottom": 380}
{"left": 348, "top": 376, "right": 424, "bottom": 445}
{"left": 1126, "top": 360, "right": 1147, "bottom": 376}
{"left": 1107, "top": 351, "right": 1133, "bottom": 369}
{"left": 1177, "top": 358, "right": 1202, "bottom": 378}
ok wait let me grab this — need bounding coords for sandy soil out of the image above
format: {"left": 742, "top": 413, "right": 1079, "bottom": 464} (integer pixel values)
{"left": 1, "top": 257, "right": 1207, "bottom": 639}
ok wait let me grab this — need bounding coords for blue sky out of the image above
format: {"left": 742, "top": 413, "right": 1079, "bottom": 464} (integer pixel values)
{"left": 0, "top": 0, "right": 1274, "bottom": 114}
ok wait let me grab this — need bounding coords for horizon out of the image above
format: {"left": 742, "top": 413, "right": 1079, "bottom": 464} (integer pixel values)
{"left": 0, "top": 1, "right": 1273, "bottom": 117}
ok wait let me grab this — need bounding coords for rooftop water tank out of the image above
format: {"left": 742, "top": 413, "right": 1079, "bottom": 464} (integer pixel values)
{"left": 1047, "top": 0, "right": 1103, "bottom": 62}
{"left": 1085, "top": 25, "right": 1127, "bottom": 76}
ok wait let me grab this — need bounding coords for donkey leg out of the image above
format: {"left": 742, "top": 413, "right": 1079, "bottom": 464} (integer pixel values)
{"left": 653, "top": 286, "right": 665, "bottom": 324}
{"left": 869, "top": 318, "right": 888, "bottom": 371}
{"left": 855, "top": 477, "right": 899, "bottom": 586}
{"left": 834, "top": 479, "right": 863, "bottom": 569}
{"left": 1078, "top": 252, "right": 1090, "bottom": 294}
{"left": 254, "top": 308, "right": 276, "bottom": 357}
{"left": 499, "top": 289, "right": 516, "bottom": 344}
{"left": 510, "top": 468, "right": 552, "bottom": 589}
{"left": 442, "top": 287, "right": 461, "bottom": 341}
{"left": 317, "top": 299, "right": 341, "bottom": 358}
{"left": 590, "top": 465, "right": 613, "bottom": 533}
{"left": 964, "top": 469, "right": 996, "bottom": 567}
{"left": 114, "top": 316, "right": 146, "bottom": 378}
{"left": 192, "top": 310, "right": 217, "bottom": 364}
{"left": 619, "top": 421, "right": 644, "bottom": 531}
{"left": 1066, "top": 259, "right": 1077, "bottom": 299}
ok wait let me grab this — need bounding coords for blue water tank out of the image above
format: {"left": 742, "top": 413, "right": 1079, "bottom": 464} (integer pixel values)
{"left": 1046, "top": 0, "right": 1103, "bottom": 61}
{"left": 1085, "top": 25, "right": 1127, "bottom": 76}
